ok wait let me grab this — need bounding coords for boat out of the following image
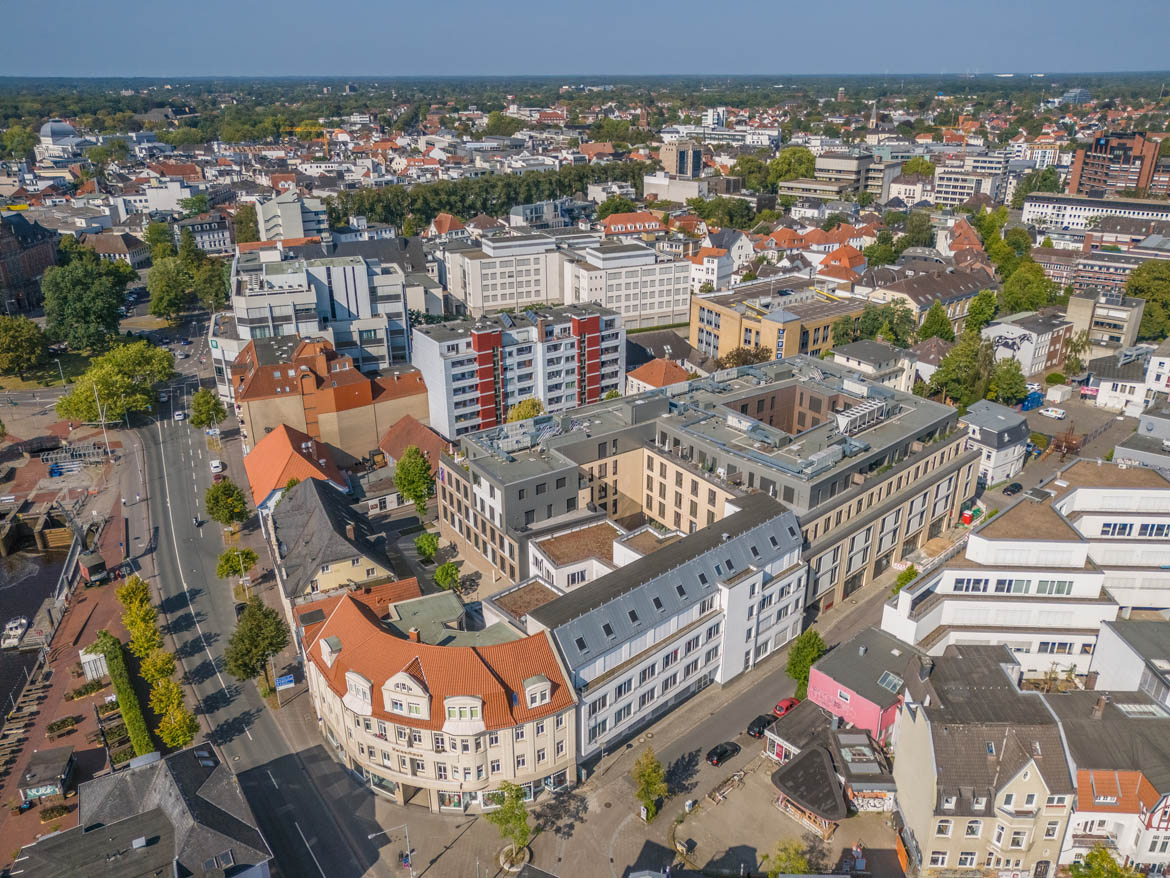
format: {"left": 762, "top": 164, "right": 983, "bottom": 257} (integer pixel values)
{"left": 2, "top": 616, "right": 29, "bottom": 649}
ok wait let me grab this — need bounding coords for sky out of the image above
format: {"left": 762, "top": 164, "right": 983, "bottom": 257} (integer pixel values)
{"left": 3, "top": 0, "right": 1167, "bottom": 78}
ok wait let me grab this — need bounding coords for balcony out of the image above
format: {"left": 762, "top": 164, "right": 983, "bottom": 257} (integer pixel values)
{"left": 1070, "top": 833, "right": 1117, "bottom": 849}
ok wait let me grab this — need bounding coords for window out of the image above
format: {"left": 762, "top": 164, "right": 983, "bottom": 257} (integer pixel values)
{"left": 514, "top": 727, "right": 525, "bottom": 741}
{"left": 535, "top": 721, "right": 545, "bottom": 736}
{"left": 1044, "top": 821, "right": 1059, "bottom": 839}
{"left": 639, "top": 665, "right": 657, "bottom": 685}
{"left": 966, "top": 820, "right": 982, "bottom": 837}
{"left": 1024, "top": 793, "right": 1036, "bottom": 807}
{"left": 936, "top": 820, "right": 952, "bottom": 837}
{"left": 615, "top": 678, "right": 632, "bottom": 698}
{"left": 516, "top": 754, "right": 526, "bottom": 769}
{"left": 490, "top": 759, "right": 501, "bottom": 774}
{"left": 929, "top": 852, "right": 948, "bottom": 867}
{"left": 994, "top": 824, "right": 1005, "bottom": 846}
{"left": 957, "top": 852, "right": 977, "bottom": 868}
{"left": 1003, "top": 793, "right": 1014, "bottom": 807}
{"left": 1100, "top": 521, "right": 1132, "bottom": 537}
{"left": 837, "top": 690, "right": 851, "bottom": 703}
{"left": 943, "top": 796, "right": 957, "bottom": 810}
{"left": 1036, "top": 579, "right": 1073, "bottom": 595}
{"left": 489, "top": 732, "right": 500, "bottom": 746}
{"left": 1046, "top": 795, "right": 1067, "bottom": 807}
{"left": 1009, "top": 831, "right": 1026, "bottom": 849}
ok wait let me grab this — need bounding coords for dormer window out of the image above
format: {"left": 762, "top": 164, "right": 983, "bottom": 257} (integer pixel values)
{"left": 523, "top": 674, "right": 551, "bottom": 708}
{"left": 445, "top": 705, "right": 481, "bottom": 721}
{"left": 342, "top": 670, "right": 372, "bottom": 715}
{"left": 320, "top": 635, "right": 342, "bottom": 668}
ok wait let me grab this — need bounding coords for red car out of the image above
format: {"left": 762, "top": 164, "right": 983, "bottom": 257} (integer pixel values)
{"left": 773, "top": 697, "right": 801, "bottom": 718}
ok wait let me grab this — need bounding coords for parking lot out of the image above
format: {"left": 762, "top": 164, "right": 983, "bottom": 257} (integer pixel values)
{"left": 1021, "top": 392, "right": 1129, "bottom": 441}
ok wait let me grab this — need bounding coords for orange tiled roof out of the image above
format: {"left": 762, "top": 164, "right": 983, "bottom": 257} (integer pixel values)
{"left": 301, "top": 595, "right": 574, "bottom": 732}
{"left": 822, "top": 244, "right": 866, "bottom": 269}
{"left": 1076, "top": 769, "right": 1160, "bottom": 814}
{"left": 236, "top": 236, "right": 322, "bottom": 253}
{"left": 378, "top": 414, "right": 446, "bottom": 466}
{"left": 243, "top": 423, "right": 347, "bottom": 506}
{"left": 429, "top": 213, "right": 465, "bottom": 235}
{"left": 296, "top": 579, "right": 424, "bottom": 641}
{"left": 628, "top": 358, "right": 691, "bottom": 389}
{"left": 817, "top": 263, "right": 862, "bottom": 284}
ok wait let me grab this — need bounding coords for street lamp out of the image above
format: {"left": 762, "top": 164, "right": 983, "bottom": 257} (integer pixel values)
{"left": 367, "top": 823, "right": 414, "bottom": 877}
{"left": 54, "top": 358, "right": 65, "bottom": 386}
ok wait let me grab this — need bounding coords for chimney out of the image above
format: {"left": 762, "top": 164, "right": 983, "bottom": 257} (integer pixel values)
{"left": 919, "top": 656, "right": 934, "bottom": 682}
{"left": 721, "top": 532, "right": 729, "bottom": 542}
{"left": 1091, "top": 695, "right": 1108, "bottom": 720}
{"left": 858, "top": 644, "right": 868, "bottom": 657}
{"left": 408, "top": 627, "right": 420, "bottom": 642}
{"left": 345, "top": 522, "right": 355, "bottom": 540}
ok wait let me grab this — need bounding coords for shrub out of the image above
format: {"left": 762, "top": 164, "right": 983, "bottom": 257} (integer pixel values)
{"left": 892, "top": 565, "right": 919, "bottom": 595}
{"left": 1045, "top": 372, "right": 1065, "bottom": 385}
{"left": 110, "top": 746, "right": 135, "bottom": 765}
{"left": 46, "top": 716, "right": 78, "bottom": 734}
{"left": 91, "top": 630, "right": 153, "bottom": 757}
{"left": 40, "top": 803, "right": 71, "bottom": 820}
{"left": 65, "top": 679, "right": 106, "bottom": 700}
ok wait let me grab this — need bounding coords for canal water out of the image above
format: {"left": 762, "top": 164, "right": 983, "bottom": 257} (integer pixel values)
{"left": 0, "top": 550, "right": 65, "bottom": 714}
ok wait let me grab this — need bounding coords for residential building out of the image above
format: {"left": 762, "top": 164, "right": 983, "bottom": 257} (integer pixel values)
{"left": 378, "top": 413, "right": 447, "bottom": 469}
{"left": 1073, "top": 249, "right": 1151, "bottom": 294}
{"left": 690, "top": 281, "right": 868, "bottom": 361}
{"left": 1086, "top": 352, "right": 1151, "bottom": 416}
{"left": 960, "top": 400, "right": 1030, "bottom": 485}
{"left": 1023, "top": 192, "right": 1170, "bottom": 232}
{"left": 1066, "top": 288, "right": 1145, "bottom": 349}
{"left": 1031, "top": 247, "right": 1079, "bottom": 288}
{"left": 892, "top": 645, "right": 1074, "bottom": 878}
{"left": 689, "top": 246, "right": 733, "bottom": 293}
{"left": 437, "top": 357, "right": 978, "bottom": 614}
{"left": 525, "top": 493, "right": 806, "bottom": 761}
{"left": 560, "top": 240, "right": 692, "bottom": 328}
{"left": 425, "top": 212, "right": 470, "bottom": 242}
{"left": 626, "top": 358, "right": 691, "bottom": 394}
{"left": 865, "top": 160, "right": 903, "bottom": 202}
{"left": 1069, "top": 132, "right": 1162, "bottom": 197}
{"left": 806, "top": 627, "right": 923, "bottom": 743}
{"left": 909, "top": 337, "right": 954, "bottom": 385}
{"left": 173, "top": 210, "right": 233, "bottom": 255}
{"left": 257, "top": 191, "right": 330, "bottom": 241}
{"left": 658, "top": 141, "right": 704, "bottom": 179}
{"left": 243, "top": 423, "right": 348, "bottom": 512}
{"left": 889, "top": 173, "right": 933, "bottom": 206}
{"left": 508, "top": 198, "right": 589, "bottom": 231}
{"left": 982, "top": 311, "right": 1075, "bottom": 377}
{"left": 82, "top": 231, "right": 149, "bottom": 268}
{"left": 298, "top": 588, "right": 577, "bottom": 812}
{"left": 882, "top": 460, "right": 1170, "bottom": 675}
{"left": 829, "top": 340, "right": 916, "bottom": 393}
{"left": 601, "top": 211, "right": 666, "bottom": 239}
{"left": 932, "top": 167, "right": 1004, "bottom": 207}
{"left": 16, "top": 742, "right": 272, "bottom": 878}
{"left": 871, "top": 269, "right": 989, "bottom": 333}
{"left": 703, "top": 228, "right": 755, "bottom": 268}
{"left": 444, "top": 233, "right": 569, "bottom": 316}
{"left": 269, "top": 477, "right": 395, "bottom": 617}
{"left": 1090, "top": 620, "right": 1170, "bottom": 708}
{"left": 412, "top": 304, "right": 625, "bottom": 438}
{"left": 1046, "top": 690, "right": 1170, "bottom": 873}
{"left": 0, "top": 212, "right": 59, "bottom": 312}
{"left": 229, "top": 245, "right": 412, "bottom": 371}
{"left": 230, "top": 337, "right": 429, "bottom": 463}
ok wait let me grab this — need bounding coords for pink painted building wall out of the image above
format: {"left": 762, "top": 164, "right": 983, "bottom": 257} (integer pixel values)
{"left": 806, "top": 666, "right": 901, "bottom": 742}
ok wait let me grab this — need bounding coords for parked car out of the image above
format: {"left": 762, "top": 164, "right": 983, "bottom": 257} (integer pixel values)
{"left": 773, "top": 697, "right": 801, "bottom": 718}
{"left": 706, "top": 742, "right": 741, "bottom": 766}
{"left": 1026, "top": 382, "right": 1042, "bottom": 394}
{"left": 1003, "top": 482, "right": 1024, "bottom": 496}
{"left": 173, "top": 410, "right": 186, "bottom": 421}
{"left": 179, "top": 338, "right": 191, "bottom": 345}
{"left": 209, "top": 459, "right": 225, "bottom": 474}
{"left": 747, "top": 714, "right": 777, "bottom": 738}
{"left": 1038, "top": 407, "right": 1066, "bottom": 420}
{"left": 158, "top": 390, "right": 168, "bottom": 402}
{"left": 176, "top": 351, "right": 189, "bottom": 359}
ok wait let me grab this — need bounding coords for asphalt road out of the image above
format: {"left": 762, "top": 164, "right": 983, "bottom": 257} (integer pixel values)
{"left": 137, "top": 378, "right": 380, "bottom": 878}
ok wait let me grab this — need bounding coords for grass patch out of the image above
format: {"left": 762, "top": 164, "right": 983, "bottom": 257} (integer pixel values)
{"left": 0, "top": 351, "right": 92, "bottom": 391}
{"left": 628, "top": 321, "right": 688, "bottom": 335}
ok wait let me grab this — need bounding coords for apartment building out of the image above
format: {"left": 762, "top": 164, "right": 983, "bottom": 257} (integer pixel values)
{"left": 257, "top": 191, "right": 330, "bottom": 241}
{"left": 982, "top": 311, "right": 1075, "bottom": 377}
{"left": 815, "top": 151, "right": 874, "bottom": 194}
{"left": 875, "top": 269, "right": 989, "bottom": 333}
{"left": 299, "top": 588, "right": 577, "bottom": 813}
{"left": 412, "top": 304, "right": 624, "bottom": 438}
{"left": 524, "top": 494, "right": 806, "bottom": 761}
{"left": 1023, "top": 192, "right": 1170, "bottom": 232}
{"left": 82, "top": 231, "right": 150, "bottom": 268}
{"left": 1066, "top": 289, "right": 1145, "bottom": 348}
{"left": 173, "top": 210, "right": 233, "bottom": 255}
{"left": 892, "top": 645, "right": 1074, "bottom": 878}
{"left": 1069, "top": 132, "right": 1162, "bottom": 197}
{"left": 228, "top": 246, "right": 410, "bottom": 371}
{"left": 959, "top": 400, "right": 1030, "bottom": 485}
{"left": 444, "top": 234, "right": 567, "bottom": 315}
{"left": 690, "top": 281, "right": 869, "bottom": 362}
{"left": 1031, "top": 247, "right": 1079, "bottom": 287}
{"left": 829, "top": 340, "right": 916, "bottom": 393}
{"left": 932, "top": 167, "right": 1004, "bottom": 206}
{"left": 561, "top": 241, "right": 692, "bottom": 328}
{"left": 1073, "top": 249, "right": 1151, "bottom": 294}
{"left": 882, "top": 460, "right": 1170, "bottom": 675}
{"left": 438, "top": 357, "right": 978, "bottom": 616}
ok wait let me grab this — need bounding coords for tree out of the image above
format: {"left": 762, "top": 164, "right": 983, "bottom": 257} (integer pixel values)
{"left": 1127, "top": 260, "right": 1170, "bottom": 336}
{"left": 966, "top": 289, "right": 999, "bottom": 333}
{"left": 179, "top": 194, "right": 209, "bottom": 217}
{"left": 224, "top": 596, "right": 290, "bottom": 689}
{"left": 1010, "top": 166, "right": 1062, "bottom": 209}
{"left": 394, "top": 445, "right": 435, "bottom": 516}
{"left": 144, "top": 221, "right": 173, "bottom": 252}
{"left": 1, "top": 124, "right": 38, "bottom": 160}
{"left": 415, "top": 532, "right": 439, "bottom": 562}
{"left": 147, "top": 257, "right": 192, "bottom": 323}
{"left": 856, "top": 190, "right": 874, "bottom": 208}
{"left": 820, "top": 212, "right": 848, "bottom": 232}
{"left": 1064, "top": 329, "right": 1091, "bottom": 374}
{"left": 205, "top": 479, "right": 249, "bottom": 527}
{"left": 434, "top": 561, "right": 460, "bottom": 591}
{"left": 1070, "top": 846, "right": 1140, "bottom": 878}
{"left": 895, "top": 211, "right": 935, "bottom": 252}
{"left": 901, "top": 156, "right": 936, "bottom": 178}
{"left": 786, "top": 629, "right": 826, "bottom": 699}
{"left": 216, "top": 547, "right": 258, "bottom": 580}
{"left": 863, "top": 230, "right": 896, "bottom": 267}
{"left": 766, "top": 840, "right": 812, "bottom": 878}
{"left": 730, "top": 155, "right": 768, "bottom": 191}
{"left": 930, "top": 331, "right": 994, "bottom": 407}
{"left": 56, "top": 341, "right": 174, "bottom": 423}
{"left": 0, "top": 418, "right": 6, "bottom": 443}
{"left": 149, "top": 677, "right": 185, "bottom": 717}
{"left": 233, "top": 203, "right": 259, "bottom": 244}
{"left": 853, "top": 303, "right": 917, "bottom": 348}
{"left": 1000, "top": 262, "right": 1055, "bottom": 314}
{"left": 156, "top": 701, "right": 200, "bottom": 749}
{"left": 42, "top": 258, "right": 129, "bottom": 352}
{"left": 482, "top": 111, "right": 526, "bottom": 137}
{"left": 604, "top": 389, "right": 621, "bottom": 399}
{"left": 177, "top": 227, "right": 204, "bottom": 271}
{"left": 192, "top": 261, "right": 228, "bottom": 312}
{"left": 715, "top": 345, "right": 772, "bottom": 369}
{"left": 506, "top": 398, "right": 546, "bottom": 422}
{"left": 767, "top": 147, "right": 815, "bottom": 186}
{"left": 989, "top": 358, "right": 1027, "bottom": 404}
{"left": 485, "top": 782, "right": 532, "bottom": 864}
{"left": 631, "top": 747, "right": 668, "bottom": 819}
{"left": 116, "top": 575, "right": 151, "bottom": 610}
{"left": 917, "top": 301, "right": 955, "bottom": 342}
{"left": 597, "top": 195, "right": 635, "bottom": 220}
{"left": 0, "top": 315, "right": 48, "bottom": 378}
{"left": 698, "top": 281, "right": 715, "bottom": 293}
{"left": 140, "top": 648, "right": 176, "bottom": 684}
{"left": 123, "top": 600, "right": 162, "bottom": 659}
{"left": 189, "top": 387, "right": 226, "bottom": 428}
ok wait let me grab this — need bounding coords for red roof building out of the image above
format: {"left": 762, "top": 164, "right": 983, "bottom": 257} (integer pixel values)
{"left": 243, "top": 423, "right": 348, "bottom": 510}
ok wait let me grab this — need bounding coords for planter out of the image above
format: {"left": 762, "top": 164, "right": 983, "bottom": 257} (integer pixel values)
{"left": 497, "top": 845, "right": 531, "bottom": 873}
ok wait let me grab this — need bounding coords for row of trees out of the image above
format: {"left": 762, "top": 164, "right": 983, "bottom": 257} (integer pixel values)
{"left": 56, "top": 341, "right": 174, "bottom": 423}
{"left": 146, "top": 225, "right": 229, "bottom": 322}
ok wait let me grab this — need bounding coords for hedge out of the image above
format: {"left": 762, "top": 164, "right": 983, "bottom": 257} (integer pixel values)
{"left": 92, "top": 631, "right": 153, "bottom": 757}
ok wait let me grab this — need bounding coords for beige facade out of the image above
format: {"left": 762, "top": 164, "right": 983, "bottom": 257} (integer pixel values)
{"left": 641, "top": 448, "right": 736, "bottom": 534}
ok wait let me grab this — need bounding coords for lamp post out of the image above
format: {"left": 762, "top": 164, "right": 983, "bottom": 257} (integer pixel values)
{"left": 367, "top": 823, "right": 413, "bottom": 877}
{"left": 92, "top": 381, "right": 111, "bottom": 457}
{"left": 54, "top": 358, "right": 65, "bottom": 386}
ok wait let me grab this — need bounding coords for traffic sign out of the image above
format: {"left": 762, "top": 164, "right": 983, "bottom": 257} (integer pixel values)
{"left": 275, "top": 675, "right": 295, "bottom": 691}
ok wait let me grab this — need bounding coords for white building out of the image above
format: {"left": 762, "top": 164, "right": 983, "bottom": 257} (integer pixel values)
{"left": 829, "top": 339, "right": 917, "bottom": 393}
{"left": 1089, "top": 620, "right": 1170, "bottom": 708}
{"left": 959, "top": 400, "right": 1030, "bottom": 485}
{"left": 1023, "top": 193, "right": 1170, "bottom": 232}
{"left": 257, "top": 191, "right": 330, "bottom": 241}
{"left": 932, "top": 167, "right": 1004, "bottom": 206}
{"left": 643, "top": 172, "right": 709, "bottom": 203}
{"left": 882, "top": 460, "right": 1170, "bottom": 676}
{"left": 982, "top": 311, "right": 1074, "bottom": 379}
{"left": 561, "top": 241, "right": 691, "bottom": 329}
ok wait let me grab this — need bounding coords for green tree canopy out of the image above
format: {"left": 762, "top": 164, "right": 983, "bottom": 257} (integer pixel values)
{"left": 966, "top": 289, "right": 999, "bottom": 333}
{"left": 414, "top": 531, "right": 439, "bottom": 562}
{"left": 157, "top": 701, "right": 200, "bottom": 749}
{"left": 767, "top": 147, "right": 815, "bottom": 185}
{"left": 144, "top": 221, "right": 173, "bottom": 250}
{"left": 863, "top": 230, "right": 896, "bottom": 267}
{"left": 1010, "top": 166, "right": 1062, "bottom": 209}
{"left": 1069, "top": 846, "right": 1140, "bottom": 878}
{"left": 852, "top": 303, "right": 917, "bottom": 348}
{"left": 715, "top": 345, "right": 773, "bottom": 369}
{"left": 730, "top": 155, "right": 768, "bottom": 191}
{"left": 895, "top": 211, "right": 935, "bottom": 252}
{"left": 0, "top": 315, "right": 48, "bottom": 378}
{"left": 177, "top": 226, "right": 204, "bottom": 271}
{"left": 116, "top": 574, "right": 151, "bottom": 610}
{"left": 989, "top": 357, "right": 1027, "bottom": 404}
{"left": 394, "top": 445, "right": 435, "bottom": 516}
{"left": 179, "top": 194, "right": 209, "bottom": 217}
{"left": 56, "top": 341, "right": 175, "bottom": 423}
{"left": 1000, "top": 262, "right": 1055, "bottom": 314}
{"left": 597, "top": 194, "right": 635, "bottom": 220}
{"left": 632, "top": 747, "right": 668, "bottom": 819}
{"left": 901, "top": 156, "right": 936, "bottom": 178}
{"left": 917, "top": 301, "right": 955, "bottom": 342}
{"left": 434, "top": 561, "right": 460, "bottom": 591}
{"left": 205, "top": 478, "right": 249, "bottom": 527}
{"left": 147, "top": 256, "right": 192, "bottom": 323}
{"left": 786, "top": 629, "right": 827, "bottom": 699}
{"left": 233, "top": 203, "right": 259, "bottom": 244}
{"left": 930, "top": 331, "right": 995, "bottom": 407}
{"left": 216, "top": 547, "right": 258, "bottom": 580}
{"left": 821, "top": 212, "right": 848, "bottom": 232}
{"left": 506, "top": 398, "right": 546, "bottom": 422}
{"left": 485, "top": 782, "right": 532, "bottom": 863}
{"left": 1, "top": 124, "right": 38, "bottom": 160}
{"left": 42, "top": 255, "right": 132, "bottom": 352}
{"left": 767, "top": 840, "right": 812, "bottom": 878}
{"left": 189, "top": 387, "right": 226, "bottom": 428}
{"left": 224, "top": 596, "right": 290, "bottom": 689}
{"left": 192, "top": 261, "right": 228, "bottom": 312}
{"left": 140, "top": 648, "right": 176, "bottom": 684}
{"left": 1127, "top": 260, "right": 1170, "bottom": 341}
{"left": 483, "top": 111, "right": 526, "bottom": 137}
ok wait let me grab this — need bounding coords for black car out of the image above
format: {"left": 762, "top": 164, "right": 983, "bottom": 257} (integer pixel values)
{"left": 1003, "top": 482, "right": 1024, "bottom": 496}
{"left": 706, "top": 742, "right": 741, "bottom": 766}
{"left": 747, "top": 714, "right": 777, "bottom": 738}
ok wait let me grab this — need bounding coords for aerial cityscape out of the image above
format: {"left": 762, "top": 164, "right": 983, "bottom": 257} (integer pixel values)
{"left": 2, "top": 6, "right": 1170, "bottom": 878}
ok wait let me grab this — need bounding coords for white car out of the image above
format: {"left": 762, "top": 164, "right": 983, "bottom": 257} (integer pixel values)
{"left": 209, "top": 459, "right": 224, "bottom": 474}
{"left": 1038, "top": 407, "right": 1066, "bottom": 420}
{"left": 1026, "top": 382, "right": 1042, "bottom": 394}
{"left": 173, "top": 410, "right": 186, "bottom": 422}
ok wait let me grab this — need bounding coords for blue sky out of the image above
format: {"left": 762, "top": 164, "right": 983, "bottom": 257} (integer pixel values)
{"left": 3, "top": 0, "right": 1167, "bottom": 78}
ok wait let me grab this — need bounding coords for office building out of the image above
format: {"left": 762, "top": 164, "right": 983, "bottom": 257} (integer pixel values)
{"left": 413, "top": 304, "right": 624, "bottom": 438}
{"left": 659, "top": 141, "right": 704, "bottom": 179}
{"left": 257, "top": 191, "right": 330, "bottom": 241}
{"left": 815, "top": 151, "right": 874, "bottom": 194}
{"left": 1090, "top": 620, "right": 1170, "bottom": 709}
{"left": 0, "top": 212, "right": 59, "bottom": 312}
{"left": 561, "top": 241, "right": 691, "bottom": 328}
{"left": 932, "top": 167, "right": 1003, "bottom": 206}
{"left": 1066, "top": 289, "right": 1145, "bottom": 348}
{"left": 1069, "top": 132, "right": 1162, "bottom": 197}
{"left": 1023, "top": 192, "right": 1170, "bottom": 232}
